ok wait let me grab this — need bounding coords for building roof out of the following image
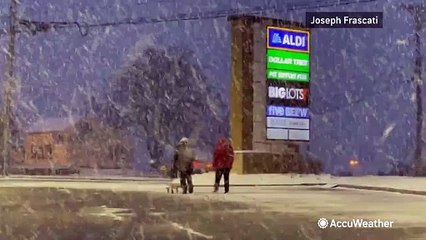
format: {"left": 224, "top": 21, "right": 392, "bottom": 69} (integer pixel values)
{"left": 26, "top": 116, "right": 82, "bottom": 133}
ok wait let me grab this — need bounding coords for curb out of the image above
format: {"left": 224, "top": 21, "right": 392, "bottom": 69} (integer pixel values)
{"left": 190, "top": 183, "right": 328, "bottom": 187}
{"left": 0, "top": 177, "right": 170, "bottom": 183}
{"left": 2, "top": 178, "right": 426, "bottom": 196}
{"left": 334, "top": 184, "right": 426, "bottom": 196}
{"left": 0, "top": 177, "right": 328, "bottom": 187}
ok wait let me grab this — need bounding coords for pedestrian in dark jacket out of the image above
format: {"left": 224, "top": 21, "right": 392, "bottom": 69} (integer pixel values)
{"left": 213, "top": 137, "right": 234, "bottom": 193}
{"left": 172, "top": 137, "right": 195, "bottom": 194}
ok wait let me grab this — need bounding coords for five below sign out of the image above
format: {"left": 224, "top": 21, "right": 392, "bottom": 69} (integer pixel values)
{"left": 267, "top": 27, "right": 310, "bottom": 53}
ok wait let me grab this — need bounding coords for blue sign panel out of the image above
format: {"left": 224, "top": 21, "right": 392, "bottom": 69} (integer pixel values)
{"left": 267, "top": 27, "right": 310, "bottom": 53}
{"left": 266, "top": 105, "right": 310, "bottom": 118}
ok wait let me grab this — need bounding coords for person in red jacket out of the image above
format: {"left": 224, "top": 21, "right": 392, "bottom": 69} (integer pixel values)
{"left": 213, "top": 137, "right": 234, "bottom": 193}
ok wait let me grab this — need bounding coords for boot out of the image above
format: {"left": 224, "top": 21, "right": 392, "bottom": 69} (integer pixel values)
{"left": 224, "top": 181, "right": 229, "bottom": 194}
{"left": 182, "top": 185, "right": 188, "bottom": 194}
{"left": 188, "top": 184, "right": 194, "bottom": 194}
{"left": 213, "top": 184, "right": 219, "bottom": 193}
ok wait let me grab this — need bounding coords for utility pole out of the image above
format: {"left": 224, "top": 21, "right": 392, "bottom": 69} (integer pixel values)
{"left": 2, "top": 0, "right": 18, "bottom": 176}
{"left": 404, "top": 4, "right": 426, "bottom": 176}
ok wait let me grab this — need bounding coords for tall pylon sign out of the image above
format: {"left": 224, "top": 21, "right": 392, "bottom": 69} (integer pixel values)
{"left": 266, "top": 26, "right": 311, "bottom": 141}
{"left": 228, "top": 15, "right": 308, "bottom": 174}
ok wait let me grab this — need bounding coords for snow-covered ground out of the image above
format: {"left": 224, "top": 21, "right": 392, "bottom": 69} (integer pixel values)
{"left": 191, "top": 173, "right": 333, "bottom": 185}
{"left": 185, "top": 186, "right": 426, "bottom": 228}
{"left": 190, "top": 173, "right": 426, "bottom": 193}
{"left": 3, "top": 172, "right": 426, "bottom": 194}
{"left": 2, "top": 178, "right": 425, "bottom": 229}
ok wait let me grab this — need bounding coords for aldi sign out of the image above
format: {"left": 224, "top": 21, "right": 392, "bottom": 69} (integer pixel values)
{"left": 267, "top": 27, "right": 310, "bottom": 53}
{"left": 266, "top": 25, "right": 311, "bottom": 141}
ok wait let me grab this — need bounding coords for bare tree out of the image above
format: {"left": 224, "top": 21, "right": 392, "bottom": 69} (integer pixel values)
{"left": 110, "top": 46, "right": 227, "bottom": 164}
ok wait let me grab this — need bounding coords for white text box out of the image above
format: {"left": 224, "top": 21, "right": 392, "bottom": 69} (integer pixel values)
{"left": 267, "top": 128, "right": 289, "bottom": 140}
{"left": 289, "top": 129, "right": 310, "bottom": 141}
{"left": 267, "top": 117, "right": 310, "bottom": 129}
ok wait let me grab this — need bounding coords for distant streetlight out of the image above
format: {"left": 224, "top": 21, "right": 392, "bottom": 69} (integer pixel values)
{"left": 348, "top": 159, "right": 359, "bottom": 176}
{"left": 349, "top": 159, "right": 359, "bottom": 167}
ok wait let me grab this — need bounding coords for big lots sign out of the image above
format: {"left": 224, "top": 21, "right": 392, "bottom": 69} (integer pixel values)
{"left": 268, "top": 86, "right": 309, "bottom": 101}
{"left": 266, "top": 80, "right": 309, "bottom": 106}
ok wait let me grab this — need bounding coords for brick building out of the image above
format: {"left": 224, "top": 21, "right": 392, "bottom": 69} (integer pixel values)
{"left": 22, "top": 116, "right": 134, "bottom": 170}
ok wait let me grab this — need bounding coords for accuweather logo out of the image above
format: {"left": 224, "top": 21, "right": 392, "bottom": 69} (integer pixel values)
{"left": 318, "top": 218, "right": 329, "bottom": 229}
{"left": 317, "top": 218, "right": 394, "bottom": 229}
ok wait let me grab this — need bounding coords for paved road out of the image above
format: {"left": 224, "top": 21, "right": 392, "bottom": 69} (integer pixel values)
{"left": 0, "top": 182, "right": 425, "bottom": 239}
{"left": 190, "top": 186, "right": 426, "bottom": 226}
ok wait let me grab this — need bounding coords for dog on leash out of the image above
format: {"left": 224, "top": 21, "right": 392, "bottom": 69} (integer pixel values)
{"left": 166, "top": 181, "right": 181, "bottom": 194}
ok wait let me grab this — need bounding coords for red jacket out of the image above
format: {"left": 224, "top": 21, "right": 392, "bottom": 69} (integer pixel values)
{"left": 213, "top": 138, "right": 234, "bottom": 169}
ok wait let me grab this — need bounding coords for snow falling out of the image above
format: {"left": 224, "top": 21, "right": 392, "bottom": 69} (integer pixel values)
{"left": 0, "top": 0, "right": 420, "bottom": 175}
{"left": 0, "top": 0, "right": 425, "bottom": 239}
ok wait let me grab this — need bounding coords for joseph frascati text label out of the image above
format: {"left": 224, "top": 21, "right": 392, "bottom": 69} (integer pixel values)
{"left": 306, "top": 12, "right": 383, "bottom": 28}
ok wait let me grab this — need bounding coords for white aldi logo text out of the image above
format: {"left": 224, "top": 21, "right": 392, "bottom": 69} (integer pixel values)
{"left": 268, "top": 86, "right": 307, "bottom": 100}
{"left": 271, "top": 33, "right": 307, "bottom": 48}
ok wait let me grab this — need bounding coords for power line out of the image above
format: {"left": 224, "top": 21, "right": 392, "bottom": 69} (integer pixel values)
{"left": 14, "top": 0, "right": 377, "bottom": 36}
{"left": 6, "top": 0, "right": 384, "bottom": 117}
{"left": 0, "top": 0, "right": 378, "bottom": 37}
{"left": 3, "top": 0, "right": 382, "bottom": 115}
{"left": 286, "top": 0, "right": 377, "bottom": 11}
{"left": 3, "top": 0, "right": 384, "bottom": 118}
